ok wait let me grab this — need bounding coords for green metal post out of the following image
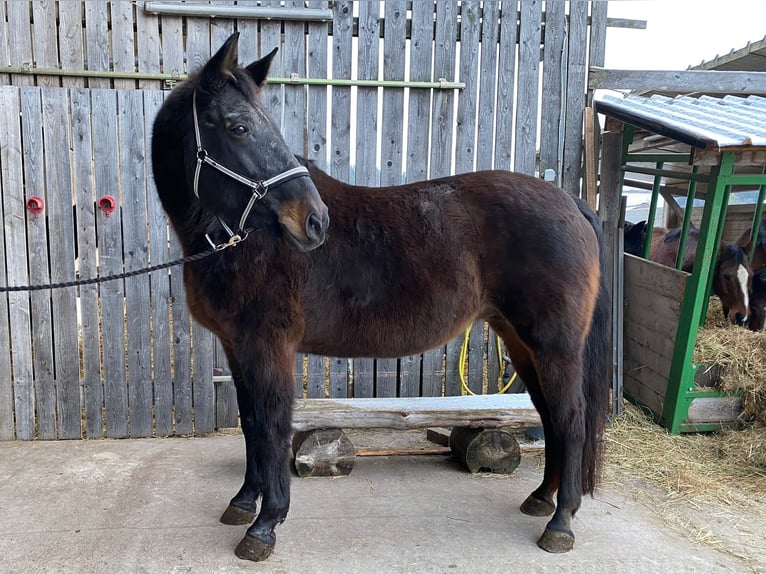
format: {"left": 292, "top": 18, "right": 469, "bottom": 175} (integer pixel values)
{"left": 662, "top": 153, "right": 735, "bottom": 434}
{"left": 675, "top": 166, "right": 699, "bottom": 270}
{"left": 747, "top": 166, "right": 766, "bottom": 264}
{"left": 642, "top": 162, "right": 663, "bottom": 259}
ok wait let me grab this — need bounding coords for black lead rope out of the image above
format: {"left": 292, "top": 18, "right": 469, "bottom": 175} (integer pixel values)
{"left": 0, "top": 247, "right": 219, "bottom": 293}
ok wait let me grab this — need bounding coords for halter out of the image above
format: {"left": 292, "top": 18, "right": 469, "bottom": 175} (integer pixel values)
{"left": 192, "top": 89, "right": 311, "bottom": 249}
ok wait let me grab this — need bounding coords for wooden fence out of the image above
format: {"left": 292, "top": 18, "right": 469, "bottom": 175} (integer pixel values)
{"left": 0, "top": 0, "right": 609, "bottom": 440}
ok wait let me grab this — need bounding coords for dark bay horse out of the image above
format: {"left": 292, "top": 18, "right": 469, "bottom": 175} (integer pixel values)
{"left": 151, "top": 33, "right": 610, "bottom": 561}
{"left": 736, "top": 219, "right": 766, "bottom": 272}
{"left": 649, "top": 227, "right": 752, "bottom": 325}
{"left": 737, "top": 219, "right": 766, "bottom": 330}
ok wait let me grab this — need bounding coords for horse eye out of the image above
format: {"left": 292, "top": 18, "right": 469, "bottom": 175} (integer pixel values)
{"left": 230, "top": 124, "right": 248, "bottom": 136}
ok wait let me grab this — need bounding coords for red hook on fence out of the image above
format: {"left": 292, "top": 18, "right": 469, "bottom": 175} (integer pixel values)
{"left": 98, "top": 195, "right": 117, "bottom": 218}
{"left": 26, "top": 196, "right": 44, "bottom": 219}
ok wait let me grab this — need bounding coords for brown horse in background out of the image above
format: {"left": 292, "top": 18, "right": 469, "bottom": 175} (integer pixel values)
{"left": 650, "top": 227, "right": 752, "bottom": 325}
{"left": 737, "top": 219, "right": 766, "bottom": 331}
{"left": 736, "top": 219, "right": 766, "bottom": 272}
{"left": 151, "top": 33, "right": 610, "bottom": 561}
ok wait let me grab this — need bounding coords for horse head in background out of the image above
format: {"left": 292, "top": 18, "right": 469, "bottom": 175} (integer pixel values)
{"left": 623, "top": 220, "right": 647, "bottom": 257}
{"left": 650, "top": 227, "right": 752, "bottom": 326}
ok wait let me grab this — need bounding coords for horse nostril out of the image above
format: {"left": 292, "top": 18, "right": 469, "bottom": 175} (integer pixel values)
{"left": 735, "top": 313, "right": 747, "bottom": 325}
{"left": 305, "top": 212, "right": 325, "bottom": 242}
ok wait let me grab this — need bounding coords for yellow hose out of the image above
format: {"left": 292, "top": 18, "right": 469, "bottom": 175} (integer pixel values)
{"left": 459, "top": 323, "right": 517, "bottom": 396}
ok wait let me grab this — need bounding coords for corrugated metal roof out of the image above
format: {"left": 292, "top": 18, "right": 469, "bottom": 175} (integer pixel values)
{"left": 595, "top": 93, "right": 766, "bottom": 150}
{"left": 690, "top": 36, "right": 766, "bottom": 72}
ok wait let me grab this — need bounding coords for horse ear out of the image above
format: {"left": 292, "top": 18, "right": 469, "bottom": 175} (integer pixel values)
{"left": 246, "top": 47, "right": 279, "bottom": 87}
{"left": 739, "top": 236, "right": 752, "bottom": 255}
{"left": 201, "top": 32, "right": 240, "bottom": 93}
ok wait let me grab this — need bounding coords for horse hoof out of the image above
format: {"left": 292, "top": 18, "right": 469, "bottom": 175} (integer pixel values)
{"left": 537, "top": 527, "right": 575, "bottom": 553}
{"left": 235, "top": 533, "right": 275, "bottom": 562}
{"left": 220, "top": 503, "right": 256, "bottom": 526}
{"left": 520, "top": 494, "right": 555, "bottom": 517}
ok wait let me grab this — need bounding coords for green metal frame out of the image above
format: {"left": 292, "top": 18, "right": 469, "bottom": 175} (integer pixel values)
{"left": 618, "top": 126, "right": 766, "bottom": 434}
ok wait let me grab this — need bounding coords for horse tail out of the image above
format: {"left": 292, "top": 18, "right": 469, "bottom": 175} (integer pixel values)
{"left": 575, "top": 198, "right": 612, "bottom": 495}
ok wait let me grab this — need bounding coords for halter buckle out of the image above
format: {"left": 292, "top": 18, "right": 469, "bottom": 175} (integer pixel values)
{"left": 205, "top": 231, "right": 248, "bottom": 252}
{"left": 252, "top": 182, "right": 268, "bottom": 199}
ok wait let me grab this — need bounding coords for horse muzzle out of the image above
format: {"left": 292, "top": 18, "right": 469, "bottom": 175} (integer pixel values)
{"left": 278, "top": 198, "right": 329, "bottom": 252}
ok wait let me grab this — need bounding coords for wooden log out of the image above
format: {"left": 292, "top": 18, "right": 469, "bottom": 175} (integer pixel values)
{"left": 292, "top": 429, "right": 356, "bottom": 478}
{"left": 449, "top": 427, "right": 521, "bottom": 474}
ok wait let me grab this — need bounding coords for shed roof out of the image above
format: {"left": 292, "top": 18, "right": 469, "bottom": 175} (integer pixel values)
{"left": 691, "top": 36, "right": 766, "bottom": 72}
{"left": 595, "top": 93, "right": 766, "bottom": 151}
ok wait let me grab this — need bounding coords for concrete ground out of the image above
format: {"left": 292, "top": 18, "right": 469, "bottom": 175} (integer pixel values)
{"left": 0, "top": 431, "right": 751, "bottom": 574}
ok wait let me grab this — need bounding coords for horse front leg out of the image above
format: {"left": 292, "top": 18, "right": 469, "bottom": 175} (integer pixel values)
{"left": 232, "top": 345, "right": 296, "bottom": 562}
{"left": 219, "top": 349, "right": 260, "bottom": 525}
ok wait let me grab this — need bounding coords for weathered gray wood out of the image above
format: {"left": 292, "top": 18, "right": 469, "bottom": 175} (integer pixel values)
{"left": 449, "top": 427, "right": 521, "bottom": 474}
{"left": 21, "top": 88, "right": 54, "bottom": 439}
{"left": 353, "top": 358, "right": 374, "bottom": 399}
{"left": 375, "top": 0, "right": 407, "bottom": 398}
{"left": 84, "top": 1, "right": 110, "bottom": 88}
{"left": 192, "top": 319, "right": 215, "bottom": 434}
{"left": 159, "top": 13, "right": 184, "bottom": 80}
{"left": 92, "top": 89, "right": 128, "bottom": 438}
{"left": 57, "top": 2, "right": 85, "bottom": 88}
{"left": 493, "top": 1, "right": 517, "bottom": 171}
{"left": 589, "top": 68, "right": 766, "bottom": 93}
{"left": 306, "top": 0, "right": 329, "bottom": 167}
{"left": 353, "top": 0, "right": 379, "bottom": 184}
{"left": 307, "top": 355, "right": 326, "bottom": 398}
{"left": 185, "top": 9, "right": 211, "bottom": 78}
{"left": 259, "top": 0, "right": 283, "bottom": 121}
{"left": 476, "top": 0, "right": 498, "bottom": 171}
{"left": 0, "top": 2, "right": 9, "bottom": 85}
{"left": 31, "top": 1, "right": 58, "bottom": 87}
{"left": 71, "top": 88, "right": 103, "bottom": 438}
{"left": 144, "top": 90, "right": 174, "bottom": 436}
{"left": 623, "top": 357, "right": 666, "bottom": 416}
{"left": 405, "top": 0, "right": 433, "bottom": 182}
{"left": 539, "top": 0, "right": 564, "bottom": 181}
{"left": 562, "top": 0, "right": 588, "bottom": 194}
{"left": 214, "top": 377, "right": 239, "bottom": 429}
{"left": 0, "top": 87, "right": 32, "bottom": 440}
{"left": 235, "top": 2, "right": 260, "bottom": 65}
{"left": 429, "top": 0, "right": 457, "bottom": 178}
{"left": 5, "top": 2, "right": 33, "bottom": 86}
{"left": 111, "top": 1, "right": 137, "bottom": 89}
{"left": 118, "top": 90, "right": 153, "bottom": 437}
{"left": 292, "top": 428, "right": 356, "bottom": 477}
{"left": 588, "top": 1, "right": 608, "bottom": 70}
{"left": 283, "top": 0, "right": 307, "bottom": 155}
{"left": 42, "top": 88, "right": 80, "bottom": 439}
{"left": 292, "top": 394, "right": 541, "bottom": 432}
{"left": 330, "top": 0, "right": 353, "bottom": 182}
{"left": 455, "top": 0, "right": 480, "bottom": 174}
{"left": 687, "top": 397, "right": 743, "bottom": 424}
{"left": 514, "top": 0, "right": 541, "bottom": 175}
{"left": 328, "top": 357, "right": 348, "bottom": 398}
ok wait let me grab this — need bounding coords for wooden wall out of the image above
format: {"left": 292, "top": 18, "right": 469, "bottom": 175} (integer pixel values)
{"left": 0, "top": 1, "right": 608, "bottom": 439}
{"left": 622, "top": 255, "right": 687, "bottom": 416}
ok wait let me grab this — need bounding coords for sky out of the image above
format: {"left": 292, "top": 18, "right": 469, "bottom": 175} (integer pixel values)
{"left": 604, "top": 1, "right": 766, "bottom": 70}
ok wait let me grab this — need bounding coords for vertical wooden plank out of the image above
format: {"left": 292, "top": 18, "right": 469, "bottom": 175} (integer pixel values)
{"left": 42, "top": 88, "right": 80, "bottom": 438}
{"left": 58, "top": 1, "right": 85, "bottom": 88}
{"left": 328, "top": 357, "right": 348, "bottom": 398}
{"left": 20, "top": 87, "right": 55, "bottom": 438}
{"left": 31, "top": 1, "right": 59, "bottom": 87}
{"left": 588, "top": 1, "right": 608, "bottom": 88}
{"left": 118, "top": 90, "right": 153, "bottom": 437}
{"left": 6, "top": 2, "right": 33, "bottom": 86}
{"left": 514, "top": 0, "right": 542, "bottom": 175}
{"left": 429, "top": 0, "right": 457, "bottom": 178}
{"left": 236, "top": 1, "right": 260, "bottom": 65}
{"left": 283, "top": 0, "right": 307, "bottom": 155}
{"left": 84, "top": 1, "right": 110, "bottom": 88}
{"left": 306, "top": 356, "right": 325, "bottom": 398}
{"left": 467, "top": 320, "right": 484, "bottom": 395}
{"left": 71, "top": 88, "right": 103, "bottom": 438}
{"left": 186, "top": 7, "right": 212, "bottom": 77}
{"left": 455, "top": 0, "right": 480, "bottom": 175}
{"left": 210, "top": 2, "right": 235, "bottom": 52}
{"left": 111, "top": 1, "right": 137, "bottom": 89}
{"left": 349, "top": 4, "right": 378, "bottom": 400}
{"left": 0, "top": 86, "right": 33, "bottom": 440}
{"left": 493, "top": 0, "right": 517, "bottom": 171}
{"left": 144, "top": 90, "right": 174, "bottom": 435}
{"left": 192, "top": 320, "right": 215, "bottom": 434}
{"left": 476, "top": 0, "right": 499, "bottom": 171}
{"left": 562, "top": 0, "right": 588, "bottom": 194}
{"left": 258, "top": 0, "right": 283, "bottom": 120}
{"left": 330, "top": 0, "right": 353, "bottom": 182}
{"left": 137, "top": 2, "right": 163, "bottom": 89}
{"left": 92, "top": 89, "right": 128, "bottom": 438}
{"left": 375, "top": 0, "right": 407, "bottom": 398}
{"left": 539, "top": 0, "right": 565, "bottom": 184}
{"left": 159, "top": 13, "right": 184, "bottom": 79}
{"left": 354, "top": 0, "right": 379, "bottom": 185}
{"left": 487, "top": 327, "right": 502, "bottom": 393}
{"left": 306, "top": 0, "right": 329, "bottom": 167}
{"left": 0, "top": 2, "right": 9, "bottom": 85}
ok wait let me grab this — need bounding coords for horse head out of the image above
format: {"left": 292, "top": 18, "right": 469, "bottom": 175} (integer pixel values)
{"left": 623, "top": 220, "right": 647, "bottom": 257}
{"left": 713, "top": 242, "right": 752, "bottom": 326}
{"left": 152, "top": 32, "right": 328, "bottom": 252}
{"left": 748, "top": 268, "right": 766, "bottom": 332}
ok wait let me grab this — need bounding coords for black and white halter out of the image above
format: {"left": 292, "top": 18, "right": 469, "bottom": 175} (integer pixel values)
{"left": 192, "top": 89, "right": 311, "bottom": 249}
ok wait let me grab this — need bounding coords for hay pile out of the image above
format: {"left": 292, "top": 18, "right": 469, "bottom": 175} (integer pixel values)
{"left": 695, "top": 298, "right": 766, "bottom": 424}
